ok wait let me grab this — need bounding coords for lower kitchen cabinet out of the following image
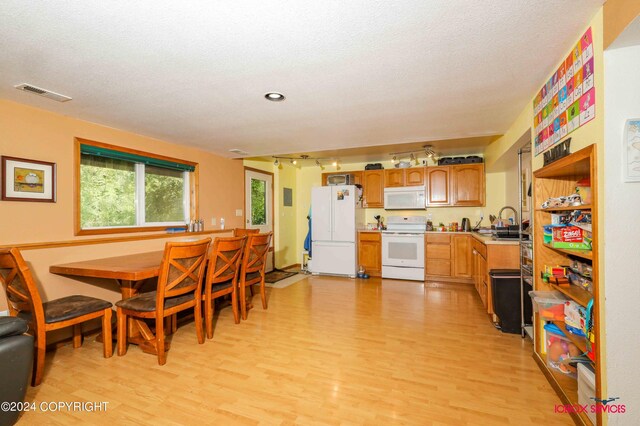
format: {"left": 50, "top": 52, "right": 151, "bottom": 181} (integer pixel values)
{"left": 451, "top": 235, "right": 472, "bottom": 278}
{"left": 471, "top": 237, "right": 519, "bottom": 316}
{"left": 425, "top": 233, "right": 473, "bottom": 283}
{"left": 357, "top": 231, "right": 381, "bottom": 277}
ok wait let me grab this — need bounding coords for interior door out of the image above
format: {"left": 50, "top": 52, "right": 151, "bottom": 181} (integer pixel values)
{"left": 245, "top": 169, "right": 274, "bottom": 272}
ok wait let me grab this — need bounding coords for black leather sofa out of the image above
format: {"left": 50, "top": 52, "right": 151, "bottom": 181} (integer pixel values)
{"left": 0, "top": 317, "right": 33, "bottom": 426}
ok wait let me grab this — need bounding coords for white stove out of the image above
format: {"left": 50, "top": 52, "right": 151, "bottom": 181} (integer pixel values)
{"left": 381, "top": 216, "right": 426, "bottom": 281}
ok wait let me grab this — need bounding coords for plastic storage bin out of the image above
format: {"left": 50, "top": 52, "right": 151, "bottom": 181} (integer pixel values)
{"left": 529, "top": 290, "right": 568, "bottom": 321}
{"left": 577, "top": 363, "right": 596, "bottom": 424}
{"left": 545, "top": 330, "right": 578, "bottom": 378}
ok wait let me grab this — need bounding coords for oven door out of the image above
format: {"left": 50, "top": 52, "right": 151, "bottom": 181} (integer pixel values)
{"left": 381, "top": 233, "right": 425, "bottom": 268}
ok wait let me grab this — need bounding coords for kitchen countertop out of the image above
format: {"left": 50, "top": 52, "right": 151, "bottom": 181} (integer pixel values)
{"left": 358, "top": 229, "right": 520, "bottom": 245}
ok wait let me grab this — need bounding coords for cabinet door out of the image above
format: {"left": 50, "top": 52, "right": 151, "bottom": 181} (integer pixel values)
{"left": 384, "top": 169, "right": 404, "bottom": 187}
{"left": 405, "top": 167, "right": 425, "bottom": 186}
{"left": 426, "top": 167, "right": 450, "bottom": 206}
{"left": 451, "top": 164, "right": 485, "bottom": 206}
{"left": 358, "top": 232, "right": 381, "bottom": 277}
{"left": 362, "top": 170, "right": 384, "bottom": 208}
{"left": 477, "top": 252, "right": 487, "bottom": 308}
{"left": 452, "top": 235, "right": 472, "bottom": 278}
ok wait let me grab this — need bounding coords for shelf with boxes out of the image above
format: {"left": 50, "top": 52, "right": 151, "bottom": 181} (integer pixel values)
{"left": 532, "top": 145, "right": 601, "bottom": 426}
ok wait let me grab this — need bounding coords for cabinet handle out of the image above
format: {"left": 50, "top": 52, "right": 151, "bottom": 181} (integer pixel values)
{"left": 472, "top": 249, "right": 477, "bottom": 255}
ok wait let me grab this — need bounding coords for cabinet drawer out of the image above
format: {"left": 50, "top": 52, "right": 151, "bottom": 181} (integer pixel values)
{"left": 426, "top": 244, "right": 451, "bottom": 259}
{"left": 426, "top": 259, "right": 451, "bottom": 276}
{"left": 359, "top": 232, "right": 381, "bottom": 242}
{"left": 473, "top": 239, "right": 487, "bottom": 257}
{"left": 425, "top": 234, "right": 451, "bottom": 244}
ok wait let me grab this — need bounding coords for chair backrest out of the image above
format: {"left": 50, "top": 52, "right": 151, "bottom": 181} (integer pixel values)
{"left": 156, "top": 238, "right": 211, "bottom": 310}
{"left": 233, "top": 228, "right": 259, "bottom": 238}
{"left": 205, "top": 236, "right": 246, "bottom": 287}
{"left": 0, "top": 248, "right": 45, "bottom": 326}
{"left": 240, "top": 232, "right": 273, "bottom": 276}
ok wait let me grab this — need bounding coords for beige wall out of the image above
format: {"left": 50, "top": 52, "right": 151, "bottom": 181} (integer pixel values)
{"left": 0, "top": 99, "right": 244, "bottom": 310}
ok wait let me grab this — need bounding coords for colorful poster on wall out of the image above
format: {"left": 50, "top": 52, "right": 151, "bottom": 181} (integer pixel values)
{"left": 534, "top": 27, "right": 595, "bottom": 155}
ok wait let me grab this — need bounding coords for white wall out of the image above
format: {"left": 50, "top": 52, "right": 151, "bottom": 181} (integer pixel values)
{"left": 604, "top": 42, "right": 640, "bottom": 424}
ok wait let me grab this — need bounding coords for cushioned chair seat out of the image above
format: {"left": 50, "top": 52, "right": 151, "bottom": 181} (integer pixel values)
{"left": 115, "top": 291, "right": 194, "bottom": 312}
{"left": 18, "top": 295, "right": 112, "bottom": 324}
{"left": 244, "top": 271, "right": 261, "bottom": 283}
{"left": 207, "top": 280, "right": 233, "bottom": 294}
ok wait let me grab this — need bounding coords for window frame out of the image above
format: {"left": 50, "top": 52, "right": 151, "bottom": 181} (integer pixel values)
{"left": 74, "top": 138, "right": 198, "bottom": 236}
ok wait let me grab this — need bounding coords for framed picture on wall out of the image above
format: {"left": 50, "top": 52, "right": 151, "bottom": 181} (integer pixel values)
{"left": 624, "top": 119, "right": 640, "bottom": 182}
{"left": 1, "top": 156, "right": 57, "bottom": 202}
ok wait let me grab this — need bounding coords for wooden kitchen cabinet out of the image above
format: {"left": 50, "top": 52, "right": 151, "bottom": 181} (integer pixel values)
{"left": 384, "top": 167, "right": 424, "bottom": 187}
{"left": 384, "top": 169, "right": 404, "bottom": 187}
{"left": 425, "top": 167, "right": 450, "bottom": 206}
{"left": 426, "top": 164, "right": 484, "bottom": 207}
{"left": 362, "top": 170, "right": 384, "bottom": 208}
{"left": 357, "top": 231, "right": 381, "bottom": 277}
{"left": 451, "top": 164, "right": 485, "bottom": 206}
{"left": 470, "top": 237, "right": 519, "bottom": 315}
{"left": 321, "top": 171, "right": 362, "bottom": 186}
{"left": 451, "top": 235, "right": 472, "bottom": 279}
{"left": 405, "top": 168, "right": 425, "bottom": 186}
{"left": 425, "top": 234, "right": 451, "bottom": 277}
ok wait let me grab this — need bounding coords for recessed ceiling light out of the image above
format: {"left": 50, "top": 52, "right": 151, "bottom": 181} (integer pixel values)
{"left": 264, "top": 92, "right": 285, "bottom": 102}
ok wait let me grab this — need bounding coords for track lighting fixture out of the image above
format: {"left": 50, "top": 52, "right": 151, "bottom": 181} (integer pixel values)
{"left": 389, "top": 145, "right": 439, "bottom": 166}
{"left": 271, "top": 154, "right": 336, "bottom": 168}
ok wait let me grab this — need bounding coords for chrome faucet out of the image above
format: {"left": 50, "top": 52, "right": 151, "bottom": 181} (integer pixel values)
{"left": 498, "top": 206, "right": 518, "bottom": 225}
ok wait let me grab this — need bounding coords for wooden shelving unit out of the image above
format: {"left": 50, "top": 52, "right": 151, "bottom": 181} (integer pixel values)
{"left": 532, "top": 145, "right": 601, "bottom": 426}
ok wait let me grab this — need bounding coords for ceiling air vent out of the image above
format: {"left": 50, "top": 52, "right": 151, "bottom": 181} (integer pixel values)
{"left": 14, "top": 83, "right": 72, "bottom": 102}
{"left": 229, "top": 149, "right": 249, "bottom": 156}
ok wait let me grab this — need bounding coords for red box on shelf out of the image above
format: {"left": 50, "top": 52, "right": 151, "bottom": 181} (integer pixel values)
{"left": 552, "top": 226, "right": 583, "bottom": 242}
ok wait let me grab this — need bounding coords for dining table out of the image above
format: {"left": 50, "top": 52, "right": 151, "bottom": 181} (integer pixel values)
{"left": 50, "top": 251, "right": 167, "bottom": 355}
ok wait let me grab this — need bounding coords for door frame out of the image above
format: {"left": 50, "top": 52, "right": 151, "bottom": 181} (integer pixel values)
{"left": 243, "top": 166, "right": 275, "bottom": 270}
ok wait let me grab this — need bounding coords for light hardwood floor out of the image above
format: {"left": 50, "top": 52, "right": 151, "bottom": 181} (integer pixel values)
{"left": 20, "top": 276, "right": 571, "bottom": 425}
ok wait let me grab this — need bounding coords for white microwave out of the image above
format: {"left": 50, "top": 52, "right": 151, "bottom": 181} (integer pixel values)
{"left": 384, "top": 186, "right": 426, "bottom": 210}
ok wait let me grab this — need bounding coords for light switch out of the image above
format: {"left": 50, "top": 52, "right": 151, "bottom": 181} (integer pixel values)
{"left": 235, "top": 209, "right": 243, "bottom": 217}
{"left": 211, "top": 217, "right": 216, "bottom": 225}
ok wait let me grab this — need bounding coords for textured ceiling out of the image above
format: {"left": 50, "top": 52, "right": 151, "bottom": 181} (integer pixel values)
{"left": 0, "top": 1, "right": 604, "bottom": 159}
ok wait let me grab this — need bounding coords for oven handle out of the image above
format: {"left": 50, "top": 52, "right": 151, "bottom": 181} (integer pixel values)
{"left": 382, "top": 233, "right": 425, "bottom": 237}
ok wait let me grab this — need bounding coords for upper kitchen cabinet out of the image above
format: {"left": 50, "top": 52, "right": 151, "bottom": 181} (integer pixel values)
{"left": 451, "top": 164, "right": 485, "bottom": 206}
{"left": 425, "top": 166, "right": 450, "bottom": 206}
{"left": 384, "top": 167, "right": 425, "bottom": 187}
{"left": 426, "top": 164, "right": 485, "bottom": 207}
{"left": 362, "top": 169, "right": 384, "bottom": 208}
{"left": 405, "top": 168, "right": 425, "bottom": 186}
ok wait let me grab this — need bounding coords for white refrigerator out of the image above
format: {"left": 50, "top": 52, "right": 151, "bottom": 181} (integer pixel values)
{"left": 310, "top": 185, "right": 364, "bottom": 277}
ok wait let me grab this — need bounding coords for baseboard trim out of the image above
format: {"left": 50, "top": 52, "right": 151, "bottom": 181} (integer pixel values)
{"left": 280, "top": 263, "right": 301, "bottom": 271}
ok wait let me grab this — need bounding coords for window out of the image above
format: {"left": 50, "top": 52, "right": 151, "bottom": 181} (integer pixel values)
{"left": 250, "top": 178, "right": 267, "bottom": 225}
{"left": 76, "top": 139, "right": 196, "bottom": 234}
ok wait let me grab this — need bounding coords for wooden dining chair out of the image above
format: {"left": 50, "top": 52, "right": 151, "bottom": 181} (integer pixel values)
{"left": 238, "top": 232, "right": 273, "bottom": 320}
{"left": 233, "top": 228, "right": 259, "bottom": 238}
{"left": 116, "top": 238, "right": 210, "bottom": 365}
{"left": 202, "top": 236, "right": 247, "bottom": 338}
{"left": 0, "top": 247, "right": 113, "bottom": 386}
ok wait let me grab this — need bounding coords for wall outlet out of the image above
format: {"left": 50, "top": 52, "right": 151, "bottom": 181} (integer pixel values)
{"left": 211, "top": 217, "right": 216, "bottom": 226}
{"left": 427, "top": 213, "right": 433, "bottom": 221}
{"left": 235, "top": 209, "right": 243, "bottom": 217}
